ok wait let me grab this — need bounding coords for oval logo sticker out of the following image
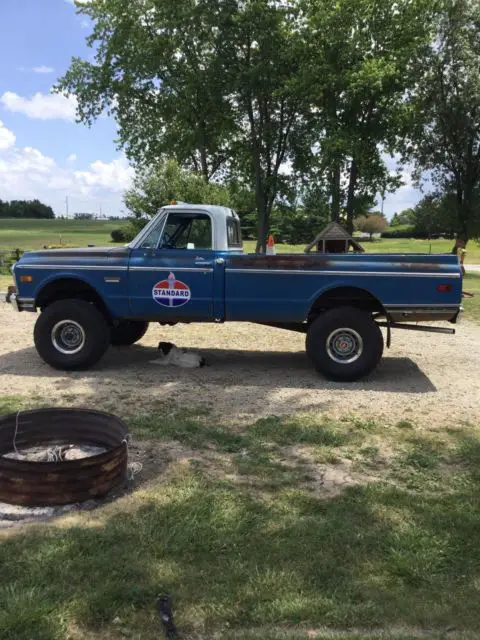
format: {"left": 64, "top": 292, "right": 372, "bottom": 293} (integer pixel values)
{"left": 152, "top": 272, "right": 191, "bottom": 308}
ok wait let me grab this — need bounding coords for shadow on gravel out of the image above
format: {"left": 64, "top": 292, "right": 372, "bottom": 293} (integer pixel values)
{"left": 0, "top": 344, "right": 436, "bottom": 394}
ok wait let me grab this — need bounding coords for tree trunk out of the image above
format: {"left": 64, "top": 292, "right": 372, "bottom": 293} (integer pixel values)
{"left": 451, "top": 185, "right": 469, "bottom": 253}
{"left": 330, "top": 163, "right": 341, "bottom": 223}
{"left": 252, "top": 147, "right": 268, "bottom": 253}
{"left": 199, "top": 146, "right": 209, "bottom": 183}
{"left": 256, "top": 204, "right": 269, "bottom": 253}
{"left": 345, "top": 158, "right": 358, "bottom": 234}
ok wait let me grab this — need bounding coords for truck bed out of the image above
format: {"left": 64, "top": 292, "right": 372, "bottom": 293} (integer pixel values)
{"left": 224, "top": 252, "right": 462, "bottom": 323}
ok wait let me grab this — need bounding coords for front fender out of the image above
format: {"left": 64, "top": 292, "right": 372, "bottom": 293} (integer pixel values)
{"left": 32, "top": 270, "right": 124, "bottom": 317}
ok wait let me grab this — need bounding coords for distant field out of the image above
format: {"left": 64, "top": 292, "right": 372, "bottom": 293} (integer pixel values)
{"left": 1, "top": 218, "right": 480, "bottom": 262}
{"left": 0, "top": 218, "right": 120, "bottom": 250}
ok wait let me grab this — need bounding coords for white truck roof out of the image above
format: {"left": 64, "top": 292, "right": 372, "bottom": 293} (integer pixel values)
{"left": 162, "top": 204, "right": 239, "bottom": 220}
{"left": 132, "top": 204, "right": 241, "bottom": 252}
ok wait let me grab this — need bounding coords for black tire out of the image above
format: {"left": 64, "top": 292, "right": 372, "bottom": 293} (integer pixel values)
{"left": 34, "top": 299, "right": 110, "bottom": 371}
{"left": 111, "top": 320, "right": 149, "bottom": 346}
{"left": 306, "top": 306, "right": 384, "bottom": 382}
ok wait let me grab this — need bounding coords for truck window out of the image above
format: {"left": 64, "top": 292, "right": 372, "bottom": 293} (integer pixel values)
{"left": 161, "top": 213, "right": 212, "bottom": 250}
{"left": 140, "top": 219, "right": 165, "bottom": 249}
{"left": 227, "top": 218, "right": 242, "bottom": 247}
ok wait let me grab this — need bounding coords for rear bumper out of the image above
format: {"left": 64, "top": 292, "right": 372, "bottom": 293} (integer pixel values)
{"left": 385, "top": 306, "right": 462, "bottom": 324}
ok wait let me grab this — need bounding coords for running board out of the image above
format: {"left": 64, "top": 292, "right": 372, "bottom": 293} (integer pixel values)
{"left": 376, "top": 322, "right": 455, "bottom": 335}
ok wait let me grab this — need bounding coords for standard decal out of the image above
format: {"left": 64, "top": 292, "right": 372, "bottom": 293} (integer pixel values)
{"left": 152, "top": 272, "right": 191, "bottom": 308}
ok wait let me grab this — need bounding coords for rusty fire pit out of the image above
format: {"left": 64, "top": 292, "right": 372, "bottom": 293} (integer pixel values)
{"left": 0, "top": 408, "right": 128, "bottom": 506}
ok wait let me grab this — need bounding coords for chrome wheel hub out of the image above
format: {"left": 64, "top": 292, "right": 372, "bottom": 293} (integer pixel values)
{"left": 51, "top": 320, "right": 86, "bottom": 355}
{"left": 326, "top": 328, "right": 363, "bottom": 364}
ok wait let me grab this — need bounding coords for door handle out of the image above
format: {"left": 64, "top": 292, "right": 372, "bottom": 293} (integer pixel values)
{"left": 195, "top": 259, "right": 213, "bottom": 266}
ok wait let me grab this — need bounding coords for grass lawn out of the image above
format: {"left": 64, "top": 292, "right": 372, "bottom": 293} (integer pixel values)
{"left": 463, "top": 273, "right": 480, "bottom": 323}
{"left": 0, "top": 274, "right": 11, "bottom": 290}
{"left": 0, "top": 218, "right": 121, "bottom": 251}
{"left": 1, "top": 396, "right": 480, "bottom": 639}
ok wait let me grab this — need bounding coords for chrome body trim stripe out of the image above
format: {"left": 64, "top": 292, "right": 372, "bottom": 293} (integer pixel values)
{"left": 15, "top": 264, "right": 128, "bottom": 271}
{"left": 15, "top": 264, "right": 213, "bottom": 273}
{"left": 225, "top": 268, "right": 461, "bottom": 278}
{"left": 129, "top": 266, "right": 213, "bottom": 272}
{"left": 385, "top": 304, "right": 459, "bottom": 309}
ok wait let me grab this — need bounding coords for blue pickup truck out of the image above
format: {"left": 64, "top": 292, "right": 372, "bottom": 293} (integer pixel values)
{"left": 6, "top": 204, "right": 463, "bottom": 381}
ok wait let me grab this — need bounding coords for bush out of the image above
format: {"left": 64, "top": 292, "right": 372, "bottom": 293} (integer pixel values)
{"left": 381, "top": 226, "right": 455, "bottom": 239}
{"left": 111, "top": 228, "right": 126, "bottom": 243}
{"left": 381, "top": 227, "right": 416, "bottom": 238}
{"left": 111, "top": 219, "right": 149, "bottom": 244}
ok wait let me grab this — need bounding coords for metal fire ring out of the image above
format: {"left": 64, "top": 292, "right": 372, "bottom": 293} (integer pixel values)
{"left": 0, "top": 408, "right": 128, "bottom": 506}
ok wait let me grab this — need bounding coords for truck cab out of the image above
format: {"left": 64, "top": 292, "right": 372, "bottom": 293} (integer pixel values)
{"left": 127, "top": 205, "right": 242, "bottom": 321}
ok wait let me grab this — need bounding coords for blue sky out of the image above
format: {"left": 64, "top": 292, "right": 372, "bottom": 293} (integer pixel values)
{"left": 0, "top": 0, "right": 422, "bottom": 219}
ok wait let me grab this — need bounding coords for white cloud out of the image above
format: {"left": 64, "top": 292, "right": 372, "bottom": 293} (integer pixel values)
{"left": 32, "top": 66, "right": 55, "bottom": 74}
{"left": 0, "top": 123, "right": 133, "bottom": 216}
{"left": 0, "top": 91, "right": 78, "bottom": 122}
{"left": 75, "top": 158, "right": 134, "bottom": 191}
{"left": 0, "top": 120, "right": 16, "bottom": 150}
{"left": 18, "top": 66, "right": 55, "bottom": 74}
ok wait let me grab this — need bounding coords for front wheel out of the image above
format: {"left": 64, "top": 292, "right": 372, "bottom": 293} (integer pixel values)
{"left": 111, "top": 320, "right": 149, "bottom": 346}
{"left": 306, "top": 307, "right": 384, "bottom": 381}
{"left": 34, "top": 299, "right": 110, "bottom": 370}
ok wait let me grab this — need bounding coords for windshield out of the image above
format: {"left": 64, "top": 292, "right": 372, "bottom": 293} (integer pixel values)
{"left": 127, "top": 211, "right": 164, "bottom": 248}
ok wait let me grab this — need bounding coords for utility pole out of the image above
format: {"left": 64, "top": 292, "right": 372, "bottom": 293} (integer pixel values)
{"left": 65, "top": 196, "right": 69, "bottom": 219}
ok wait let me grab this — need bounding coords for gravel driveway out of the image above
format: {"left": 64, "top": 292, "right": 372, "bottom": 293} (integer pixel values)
{"left": 1, "top": 305, "right": 479, "bottom": 427}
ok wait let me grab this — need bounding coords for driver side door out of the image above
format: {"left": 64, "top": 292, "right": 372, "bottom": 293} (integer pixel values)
{"left": 128, "top": 210, "right": 215, "bottom": 320}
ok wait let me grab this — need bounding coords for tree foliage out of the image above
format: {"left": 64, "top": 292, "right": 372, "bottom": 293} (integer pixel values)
{"left": 58, "top": 0, "right": 480, "bottom": 249}
{"left": 407, "top": 0, "right": 480, "bottom": 245}
{"left": 299, "top": 0, "right": 435, "bottom": 232}
{"left": 0, "top": 199, "right": 54, "bottom": 219}
{"left": 410, "top": 193, "right": 459, "bottom": 237}
{"left": 354, "top": 213, "right": 387, "bottom": 238}
{"left": 124, "top": 159, "right": 231, "bottom": 219}
{"left": 58, "top": 0, "right": 307, "bottom": 252}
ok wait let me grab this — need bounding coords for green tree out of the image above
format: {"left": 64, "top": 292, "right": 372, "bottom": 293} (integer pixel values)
{"left": 225, "top": 1, "right": 307, "bottom": 251}
{"left": 411, "top": 192, "right": 458, "bottom": 237}
{"left": 392, "top": 208, "right": 416, "bottom": 226}
{"left": 58, "top": 0, "right": 234, "bottom": 182}
{"left": 124, "top": 159, "right": 231, "bottom": 219}
{"left": 302, "top": 0, "right": 435, "bottom": 232}
{"left": 0, "top": 199, "right": 54, "bottom": 219}
{"left": 354, "top": 213, "right": 387, "bottom": 239}
{"left": 57, "top": 0, "right": 308, "bottom": 252}
{"left": 407, "top": 0, "right": 480, "bottom": 249}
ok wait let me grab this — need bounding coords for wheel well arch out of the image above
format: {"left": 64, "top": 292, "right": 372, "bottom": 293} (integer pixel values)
{"left": 308, "top": 286, "right": 385, "bottom": 319}
{"left": 35, "top": 277, "right": 112, "bottom": 323}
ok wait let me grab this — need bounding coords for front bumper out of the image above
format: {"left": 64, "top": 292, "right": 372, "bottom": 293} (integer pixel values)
{"left": 2, "top": 286, "right": 36, "bottom": 312}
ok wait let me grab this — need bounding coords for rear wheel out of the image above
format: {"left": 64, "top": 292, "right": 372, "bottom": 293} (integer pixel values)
{"left": 306, "top": 306, "right": 383, "bottom": 381}
{"left": 34, "top": 299, "right": 110, "bottom": 370}
{"left": 111, "top": 320, "right": 149, "bottom": 346}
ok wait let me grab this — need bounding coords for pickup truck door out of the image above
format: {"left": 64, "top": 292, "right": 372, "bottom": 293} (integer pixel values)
{"left": 128, "top": 210, "right": 215, "bottom": 320}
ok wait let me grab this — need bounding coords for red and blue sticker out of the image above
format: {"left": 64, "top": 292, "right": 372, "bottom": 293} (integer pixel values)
{"left": 152, "top": 272, "right": 191, "bottom": 308}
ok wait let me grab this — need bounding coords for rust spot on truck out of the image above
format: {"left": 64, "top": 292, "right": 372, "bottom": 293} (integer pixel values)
{"left": 229, "top": 255, "right": 332, "bottom": 269}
